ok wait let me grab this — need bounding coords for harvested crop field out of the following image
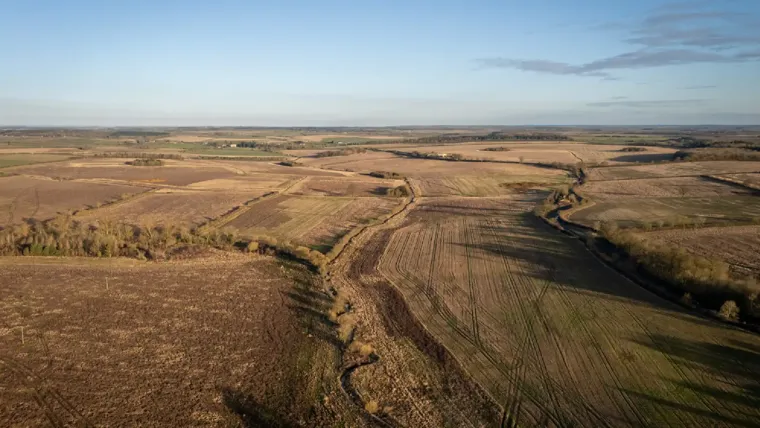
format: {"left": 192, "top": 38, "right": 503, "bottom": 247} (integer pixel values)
{"left": 568, "top": 196, "right": 760, "bottom": 228}
{"left": 645, "top": 225, "right": 760, "bottom": 277}
{"left": 302, "top": 152, "right": 570, "bottom": 179}
{"left": 76, "top": 190, "right": 265, "bottom": 227}
{"left": 413, "top": 175, "right": 567, "bottom": 197}
{"left": 224, "top": 195, "right": 400, "bottom": 250}
{"left": 371, "top": 196, "right": 760, "bottom": 427}
{"left": 0, "top": 153, "right": 72, "bottom": 168}
{"left": 586, "top": 161, "right": 760, "bottom": 181}
{"left": 7, "top": 158, "right": 239, "bottom": 186}
{"left": 578, "top": 176, "right": 753, "bottom": 201}
{"left": 285, "top": 176, "right": 404, "bottom": 197}
{"left": 712, "top": 173, "right": 760, "bottom": 190}
{"left": 396, "top": 142, "right": 677, "bottom": 165}
{"left": 187, "top": 175, "right": 302, "bottom": 192}
{"left": 0, "top": 255, "right": 351, "bottom": 427}
{"left": 0, "top": 176, "right": 146, "bottom": 226}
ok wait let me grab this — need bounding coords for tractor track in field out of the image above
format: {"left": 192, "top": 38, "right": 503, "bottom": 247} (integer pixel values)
{"left": 0, "top": 356, "right": 95, "bottom": 428}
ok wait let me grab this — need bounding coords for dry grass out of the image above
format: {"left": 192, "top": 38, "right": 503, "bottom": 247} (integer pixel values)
{"left": 224, "top": 195, "right": 399, "bottom": 251}
{"left": 285, "top": 176, "right": 404, "bottom": 197}
{"left": 579, "top": 176, "right": 752, "bottom": 201}
{"left": 645, "top": 225, "right": 760, "bottom": 277}
{"left": 7, "top": 158, "right": 239, "bottom": 186}
{"left": 77, "top": 190, "right": 264, "bottom": 226}
{"left": 586, "top": 161, "right": 760, "bottom": 181}
{"left": 0, "top": 176, "right": 146, "bottom": 226}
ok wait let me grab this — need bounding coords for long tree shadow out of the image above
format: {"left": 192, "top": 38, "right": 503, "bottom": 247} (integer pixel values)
{"left": 627, "top": 334, "right": 760, "bottom": 427}
{"left": 447, "top": 210, "right": 682, "bottom": 312}
{"left": 221, "top": 387, "right": 294, "bottom": 428}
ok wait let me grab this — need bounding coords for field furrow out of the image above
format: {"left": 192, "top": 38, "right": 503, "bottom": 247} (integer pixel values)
{"left": 373, "top": 196, "right": 760, "bottom": 427}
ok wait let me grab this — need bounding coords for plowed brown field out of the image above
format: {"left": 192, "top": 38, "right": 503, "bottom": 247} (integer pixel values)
{"left": 0, "top": 255, "right": 355, "bottom": 427}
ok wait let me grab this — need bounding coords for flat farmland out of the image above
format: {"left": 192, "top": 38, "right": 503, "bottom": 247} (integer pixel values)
{"left": 0, "top": 176, "right": 146, "bottom": 226}
{"left": 395, "top": 142, "right": 677, "bottom": 165}
{"left": 285, "top": 176, "right": 404, "bottom": 197}
{"left": 578, "top": 176, "right": 752, "bottom": 201}
{"left": 373, "top": 196, "right": 760, "bottom": 427}
{"left": 300, "top": 152, "right": 570, "bottom": 180}
{"left": 0, "top": 153, "right": 72, "bottom": 168}
{"left": 76, "top": 190, "right": 264, "bottom": 227}
{"left": 645, "top": 225, "right": 760, "bottom": 277}
{"left": 296, "top": 151, "right": 398, "bottom": 170}
{"left": 187, "top": 175, "right": 303, "bottom": 192}
{"left": 713, "top": 173, "right": 760, "bottom": 190}
{"left": 224, "top": 195, "right": 400, "bottom": 250}
{"left": 586, "top": 161, "right": 760, "bottom": 181}
{"left": 568, "top": 196, "right": 760, "bottom": 228}
{"left": 7, "top": 158, "right": 240, "bottom": 186}
{"left": 0, "top": 255, "right": 348, "bottom": 427}
{"left": 413, "top": 175, "right": 568, "bottom": 197}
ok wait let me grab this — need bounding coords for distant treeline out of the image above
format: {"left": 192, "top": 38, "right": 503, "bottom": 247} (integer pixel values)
{"left": 109, "top": 131, "right": 169, "bottom": 138}
{"left": 673, "top": 148, "right": 760, "bottom": 162}
{"left": 93, "top": 152, "right": 183, "bottom": 160}
{"left": 381, "top": 132, "right": 570, "bottom": 146}
{"left": 314, "top": 148, "right": 369, "bottom": 157}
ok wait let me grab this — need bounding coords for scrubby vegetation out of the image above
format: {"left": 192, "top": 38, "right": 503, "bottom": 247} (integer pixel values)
{"left": 386, "top": 184, "right": 411, "bottom": 197}
{"left": 279, "top": 160, "right": 300, "bottom": 167}
{"left": 620, "top": 147, "right": 647, "bottom": 152}
{"left": 482, "top": 146, "right": 511, "bottom": 152}
{"left": 128, "top": 158, "right": 165, "bottom": 166}
{"left": 94, "top": 152, "right": 183, "bottom": 160}
{"left": 599, "top": 223, "right": 759, "bottom": 324}
{"left": 314, "top": 148, "right": 369, "bottom": 158}
{"left": 673, "top": 148, "right": 760, "bottom": 162}
{"left": 0, "top": 217, "right": 328, "bottom": 273}
{"left": 369, "top": 171, "right": 402, "bottom": 179}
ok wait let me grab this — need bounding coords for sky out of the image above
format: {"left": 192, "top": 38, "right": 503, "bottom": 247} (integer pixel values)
{"left": 1, "top": 0, "right": 760, "bottom": 126}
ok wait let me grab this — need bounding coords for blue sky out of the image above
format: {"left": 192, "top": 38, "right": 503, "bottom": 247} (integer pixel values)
{"left": 1, "top": 0, "right": 759, "bottom": 126}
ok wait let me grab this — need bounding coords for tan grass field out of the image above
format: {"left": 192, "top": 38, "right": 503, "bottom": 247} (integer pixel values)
{"left": 76, "top": 190, "right": 264, "bottom": 227}
{"left": 224, "top": 194, "right": 400, "bottom": 250}
{"left": 568, "top": 195, "right": 760, "bottom": 228}
{"left": 369, "top": 196, "right": 760, "bottom": 427}
{"left": 413, "top": 174, "right": 568, "bottom": 197}
{"left": 285, "top": 176, "right": 404, "bottom": 197}
{"left": 644, "top": 225, "right": 760, "bottom": 277}
{"left": 578, "top": 176, "right": 752, "bottom": 201}
{"left": 0, "top": 176, "right": 146, "bottom": 225}
{"left": 586, "top": 161, "right": 760, "bottom": 181}
{"left": 7, "top": 158, "right": 240, "bottom": 186}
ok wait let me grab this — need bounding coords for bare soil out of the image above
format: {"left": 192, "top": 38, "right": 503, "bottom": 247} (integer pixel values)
{"left": 0, "top": 254, "right": 358, "bottom": 427}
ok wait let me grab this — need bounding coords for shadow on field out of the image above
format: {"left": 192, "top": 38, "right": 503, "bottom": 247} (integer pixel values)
{"left": 609, "top": 153, "right": 675, "bottom": 163}
{"left": 221, "top": 387, "right": 294, "bottom": 428}
{"left": 447, "top": 210, "right": 681, "bottom": 312}
{"left": 282, "top": 277, "right": 343, "bottom": 350}
{"left": 624, "top": 334, "right": 760, "bottom": 427}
